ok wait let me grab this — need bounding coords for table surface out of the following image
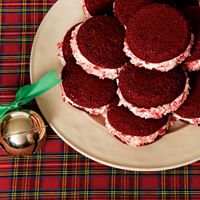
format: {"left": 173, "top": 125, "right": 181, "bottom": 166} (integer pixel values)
{"left": 1, "top": 1, "right": 200, "bottom": 199}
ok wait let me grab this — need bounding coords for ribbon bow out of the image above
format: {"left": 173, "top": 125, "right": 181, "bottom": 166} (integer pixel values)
{"left": 0, "top": 69, "right": 61, "bottom": 121}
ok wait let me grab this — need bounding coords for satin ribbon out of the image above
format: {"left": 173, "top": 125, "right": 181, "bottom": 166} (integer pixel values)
{"left": 0, "top": 69, "right": 61, "bottom": 121}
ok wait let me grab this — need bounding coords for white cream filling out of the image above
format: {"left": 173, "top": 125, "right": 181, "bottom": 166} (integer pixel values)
{"left": 184, "top": 59, "right": 200, "bottom": 72}
{"left": 173, "top": 113, "right": 200, "bottom": 126}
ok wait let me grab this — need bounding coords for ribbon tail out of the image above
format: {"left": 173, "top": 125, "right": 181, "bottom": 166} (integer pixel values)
{"left": 0, "top": 106, "right": 12, "bottom": 122}
{"left": 15, "top": 69, "right": 61, "bottom": 105}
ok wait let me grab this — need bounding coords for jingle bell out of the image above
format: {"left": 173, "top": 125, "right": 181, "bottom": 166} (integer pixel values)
{"left": 0, "top": 110, "right": 46, "bottom": 156}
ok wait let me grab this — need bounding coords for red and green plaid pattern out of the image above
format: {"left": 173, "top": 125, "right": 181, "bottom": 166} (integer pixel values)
{"left": 1, "top": 1, "right": 200, "bottom": 199}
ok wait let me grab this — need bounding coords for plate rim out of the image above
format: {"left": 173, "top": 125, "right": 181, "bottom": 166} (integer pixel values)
{"left": 30, "top": 0, "right": 200, "bottom": 171}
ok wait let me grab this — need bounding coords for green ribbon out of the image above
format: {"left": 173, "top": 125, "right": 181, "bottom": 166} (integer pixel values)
{"left": 0, "top": 69, "right": 61, "bottom": 121}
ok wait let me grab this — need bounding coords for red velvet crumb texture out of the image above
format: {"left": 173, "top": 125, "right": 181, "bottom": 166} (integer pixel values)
{"left": 62, "top": 61, "right": 117, "bottom": 108}
{"left": 84, "top": 0, "right": 114, "bottom": 16}
{"left": 175, "top": 71, "right": 200, "bottom": 119}
{"left": 126, "top": 4, "right": 191, "bottom": 63}
{"left": 77, "top": 16, "right": 127, "bottom": 69}
{"left": 118, "top": 62, "right": 187, "bottom": 108}
{"left": 107, "top": 98, "right": 169, "bottom": 136}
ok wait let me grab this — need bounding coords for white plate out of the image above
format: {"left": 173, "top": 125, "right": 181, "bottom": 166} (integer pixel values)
{"left": 30, "top": 0, "right": 200, "bottom": 171}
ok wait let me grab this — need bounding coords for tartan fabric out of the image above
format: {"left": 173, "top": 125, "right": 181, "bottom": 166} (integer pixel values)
{"left": 1, "top": 0, "right": 200, "bottom": 199}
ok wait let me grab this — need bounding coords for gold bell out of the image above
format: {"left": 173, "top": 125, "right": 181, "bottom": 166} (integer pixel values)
{"left": 0, "top": 110, "right": 46, "bottom": 156}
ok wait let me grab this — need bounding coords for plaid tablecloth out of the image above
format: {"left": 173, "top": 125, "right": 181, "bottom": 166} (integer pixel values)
{"left": 1, "top": 1, "right": 200, "bottom": 199}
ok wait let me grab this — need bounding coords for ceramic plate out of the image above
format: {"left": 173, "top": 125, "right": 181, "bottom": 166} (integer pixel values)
{"left": 30, "top": 0, "right": 200, "bottom": 171}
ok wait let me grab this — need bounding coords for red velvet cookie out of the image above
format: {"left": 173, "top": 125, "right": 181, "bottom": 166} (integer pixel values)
{"left": 173, "top": 71, "right": 200, "bottom": 125}
{"left": 61, "top": 61, "right": 117, "bottom": 115}
{"left": 124, "top": 4, "right": 193, "bottom": 72}
{"left": 82, "top": 0, "right": 114, "bottom": 18}
{"left": 117, "top": 63, "right": 189, "bottom": 119}
{"left": 105, "top": 98, "right": 170, "bottom": 147}
{"left": 70, "top": 16, "right": 127, "bottom": 79}
{"left": 114, "top": 0, "right": 156, "bottom": 26}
